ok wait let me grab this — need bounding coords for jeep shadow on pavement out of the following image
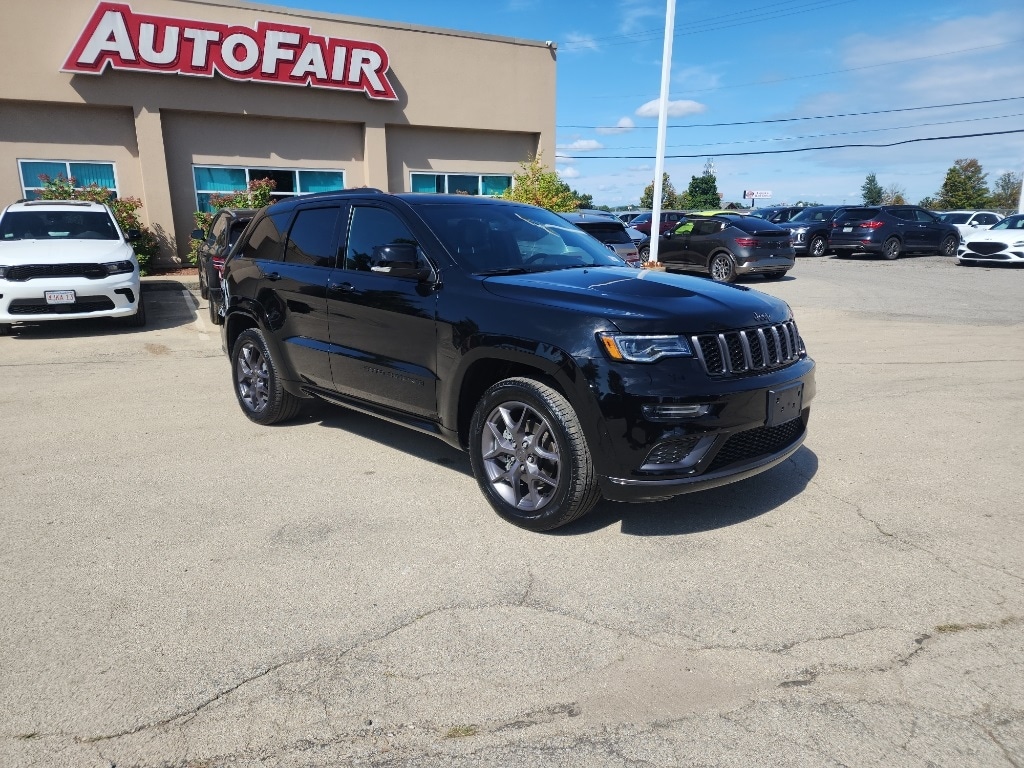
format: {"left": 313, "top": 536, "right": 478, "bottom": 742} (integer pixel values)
{"left": 221, "top": 190, "right": 816, "bottom": 531}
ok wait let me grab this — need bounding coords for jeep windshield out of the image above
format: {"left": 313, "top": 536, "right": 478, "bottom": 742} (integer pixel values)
{"left": 415, "top": 203, "right": 625, "bottom": 274}
{"left": 0, "top": 211, "right": 119, "bottom": 241}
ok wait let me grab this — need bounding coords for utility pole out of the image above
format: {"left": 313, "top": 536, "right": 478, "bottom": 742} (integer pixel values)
{"left": 648, "top": 0, "right": 676, "bottom": 264}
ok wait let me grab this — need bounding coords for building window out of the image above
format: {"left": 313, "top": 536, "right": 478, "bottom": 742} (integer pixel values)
{"left": 19, "top": 160, "right": 118, "bottom": 200}
{"left": 410, "top": 172, "right": 512, "bottom": 197}
{"left": 193, "top": 166, "right": 345, "bottom": 212}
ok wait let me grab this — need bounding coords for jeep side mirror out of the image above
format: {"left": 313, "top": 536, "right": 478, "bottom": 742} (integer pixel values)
{"left": 371, "top": 243, "right": 430, "bottom": 280}
{"left": 190, "top": 228, "right": 205, "bottom": 241}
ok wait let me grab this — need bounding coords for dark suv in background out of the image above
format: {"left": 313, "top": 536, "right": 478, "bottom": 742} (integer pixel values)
{"left": 191, "top": 208, "right": 256, "bottom": 324}
{"left": 828, "top": 206, "right": 960, "bottom": 260}
{"left": 776, "top": 205, "right": 845, "bottom": 257}
{"left": 630, "top": 210, "right": 688, "bottom": 236}
{"left": 221, "top": 190, "right": 815, "bottom": 531}
{"left": 750, "top": 206, "right": 804, "bottom": 224}
{"left": 639, "top": 214, "right": 795, "bottom": 282}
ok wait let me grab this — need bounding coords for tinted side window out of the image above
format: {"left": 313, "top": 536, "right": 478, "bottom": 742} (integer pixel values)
{"left": 913, "top": 209, "right": 937, "bottom": 223}
{"left": 285, "top": 206, "right": 340, "bottom": 267}
{"left": 239, "top": 213, "right": 288, "bottom": 262}
{"left": 210, "top": 213, "right": 228, "bottom": 245}
{"left": 976, "top": 213, "right": 999, "bottom": 225}
{"left": 345, "top": 206, "right": 421, "bottom": 274}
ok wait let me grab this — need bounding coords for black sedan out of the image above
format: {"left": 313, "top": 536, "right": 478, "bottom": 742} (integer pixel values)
{"left": 639, "top": 215, "right": 795, "bottom": 282}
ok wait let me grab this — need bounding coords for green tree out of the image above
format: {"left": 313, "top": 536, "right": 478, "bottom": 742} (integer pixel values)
{"left": 685, "top": 172, "right": 721, "bottom": 210}
{"left": 573, "top": 191, "right": 594, "bottom": 209}
{"left": 861, "top": 173, "right": 883, "bottom": 205}
{"left": 918, "top": 195, "right": 939, "bottom": 209}
{"left": 882, "top": 183, "right": 907, "bottom": 205}
{"left": 988, "top": 171, "right": 1022, "bottom": 210}
{"left": 36, "top": 174, "right": 159, "bottom": 273}
{"left": 937, "top": 158, "right": 989, "bottom": 209}
{"left": 500, "top": 155, "right": 578, "bottom": 212}
{"left": 640, "top": 173, "right": 677, "bottom": 209}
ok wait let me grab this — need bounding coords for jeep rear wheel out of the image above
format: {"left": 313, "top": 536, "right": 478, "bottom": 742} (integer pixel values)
{"left": 469, "top": 378, "right": 600, "bottom": 531}
{"left": 231, "top": 328, "right": 301, "bottom": 425}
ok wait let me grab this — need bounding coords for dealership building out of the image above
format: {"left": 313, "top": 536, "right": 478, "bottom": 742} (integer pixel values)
{"left": 0, "top": 0, "right": 556, "bottom": 266}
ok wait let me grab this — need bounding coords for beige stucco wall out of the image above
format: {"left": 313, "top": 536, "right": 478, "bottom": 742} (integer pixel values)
{"left": 0, "top": 0, "right": 556, "bottom": 265}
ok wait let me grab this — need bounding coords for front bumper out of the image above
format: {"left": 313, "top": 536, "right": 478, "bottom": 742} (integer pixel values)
{"left": 957, "top": 244, "right": 1024, "bottom": 264}
{"left": 581, "top": 354, "right": 816, "bottom": 503}
{"left": 0, "top": 274, "right": 141, "bottom": 323}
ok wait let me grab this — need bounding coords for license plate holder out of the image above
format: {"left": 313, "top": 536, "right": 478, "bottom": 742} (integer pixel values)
{"left": 45, "top": 290, "right": 76, "bottom": 305}
{"left": 767, "top": 383, "right": 803, "bottom": 426}
{"left": 843, "top": 226, "right": 853, "bottom": 233}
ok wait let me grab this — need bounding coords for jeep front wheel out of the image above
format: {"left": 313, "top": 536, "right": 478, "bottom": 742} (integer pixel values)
{"left": 469, "top": 378, "right": 601, "bottom": 531}
{"left": 231, "top": 328, "right": 301, "bottom": 425}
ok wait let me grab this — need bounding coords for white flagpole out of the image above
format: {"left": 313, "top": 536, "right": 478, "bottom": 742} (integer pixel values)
{"left": 648, "top": 0, "right": 676, "bottom": 264}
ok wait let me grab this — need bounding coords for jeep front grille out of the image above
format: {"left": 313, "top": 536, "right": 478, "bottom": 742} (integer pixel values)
{"left": 693, "top": 321, "right": 803, "bottom": 376}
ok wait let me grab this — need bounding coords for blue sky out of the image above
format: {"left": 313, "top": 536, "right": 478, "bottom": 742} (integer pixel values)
{"left": 271, "top": 0, "right": 1023, "bottom": 208}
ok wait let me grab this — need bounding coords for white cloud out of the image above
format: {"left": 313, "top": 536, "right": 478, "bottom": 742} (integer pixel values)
{"left": 562, "top": 33, "right": 600, "bottom": 53}
{"left": 635, "top": 99, "right": 707, "bottom": 118}
{"left": 558, "top": 166, "right": 581, "bottom": 179}
{"left": 596, "top": 117, "right": 636, "bottom": 135}
{"left": 557, "top": 139, "right": 605, "bottom": 151}
{"left": 619, "top": 0, "right": 661, "bottom": 35}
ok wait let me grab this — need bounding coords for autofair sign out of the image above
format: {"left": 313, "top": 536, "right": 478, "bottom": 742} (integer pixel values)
{"left": 743, "top": 190, "right": 772, "bottom": 199}
{"left": 63, "top": 2, "right": 398, "bottom": 100}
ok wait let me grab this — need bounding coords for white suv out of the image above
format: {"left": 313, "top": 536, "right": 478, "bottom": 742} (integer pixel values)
{"left": 0, "top": 200, "right": 144, "bottom": 335}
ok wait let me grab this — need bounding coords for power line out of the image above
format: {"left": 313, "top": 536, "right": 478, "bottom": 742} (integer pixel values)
{"left": 584, "top": 112, "right": 1024, "bottom": 150}
{"left": 559, "top": 95, "right": 1024, "bottom": 130}
{"left": 554, "top": 129, "right": 1024, "bottom": 160}
{"left": 561, "top": 0, "right": 856, "bottom": 49}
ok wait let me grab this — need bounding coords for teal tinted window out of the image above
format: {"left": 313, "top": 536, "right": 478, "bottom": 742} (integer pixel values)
{"left": 411, "top": 173, "right": 444, "bottom": 193}
{"left": 194, "top": 167, "right": 246, "bottom": 192}
{"left": 482, "top": 175, "right": 512, "bottom": 196}
{"left": 298, "top": 170, "right": 344, "bottom": 194}
{"left": 21, "top": 161, "right": 68, "bottom": 188}
{"left": 69, "top": 163, "right": 116, "bottom": 188}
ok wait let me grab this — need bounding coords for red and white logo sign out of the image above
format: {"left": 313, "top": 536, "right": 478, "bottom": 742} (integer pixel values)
{"left": 63, "top": 2, "right": 398, "bottom": 100}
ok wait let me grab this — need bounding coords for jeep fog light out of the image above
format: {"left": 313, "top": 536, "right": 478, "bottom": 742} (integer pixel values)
{"left": 642, "top": 403, "right": 710, "bottom": 421}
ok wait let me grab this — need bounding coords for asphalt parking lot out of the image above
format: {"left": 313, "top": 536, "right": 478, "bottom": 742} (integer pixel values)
{"left": 1, "top": 255, "right": 1022, "bottom": 767}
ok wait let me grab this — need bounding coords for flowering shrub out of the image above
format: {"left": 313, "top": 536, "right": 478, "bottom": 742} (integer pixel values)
{"left": 188, "top": 178, "right": 276, "bottom": 265}
{"left": 35, "top": 174, "right": 159, "bottom": 274}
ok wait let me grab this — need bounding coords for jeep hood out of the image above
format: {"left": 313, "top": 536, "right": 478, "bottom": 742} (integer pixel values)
{"left": 481, "top": 267, "right": 791, "bottom": 333}
{"left": 0, "top": 239, "right": 134, "bottom": 265}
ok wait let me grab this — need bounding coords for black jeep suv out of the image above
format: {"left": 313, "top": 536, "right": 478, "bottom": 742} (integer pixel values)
{"left": 221, "top": 190, "right": 816, "bottom": 531}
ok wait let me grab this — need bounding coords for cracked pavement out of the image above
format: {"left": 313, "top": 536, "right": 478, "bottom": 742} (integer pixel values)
{"left": 1, "top": 257, "right": 1021, "bottom": 767}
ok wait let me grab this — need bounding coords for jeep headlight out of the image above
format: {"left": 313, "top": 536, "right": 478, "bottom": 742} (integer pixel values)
{"left": 598, "top": 333, "right": 692, "bottom": 362}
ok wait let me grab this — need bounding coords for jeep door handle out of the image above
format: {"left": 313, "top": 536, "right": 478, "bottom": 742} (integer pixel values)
{"left": 261, "top": 270, "right": 281, "bottom": 281}
{"left": 328, "top": 281, "right": 354, "bottom": 292}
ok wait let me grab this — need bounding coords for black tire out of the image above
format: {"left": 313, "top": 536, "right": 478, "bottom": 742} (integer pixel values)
{"left": 231, "top": 328, "right": 302, "bottom": 425}
{"left": 709, "top": 252, "right": 736, "bottom": 283}
{"left": 0, "top": 323, "right": 11, "bottom": 336}
{"left": 808, "top": 235, "right": 826, "bottom": 258}
{"left": 957, "top": 259, "right": 975, "bottom": 267}
{"left": 469, "top": 377, "right": 601, "bottom": 531}
{"left": 198, "top": 263, "right": 210, "bottom": 300}
{"left": 208, "top": 293, "right": 223, "bottom": 326}
{"left": 126, "top": 293, "right": 146, "bottom": 327}
{"left": 882, "top": 237, "right": 901, "bottom": 260}
{"left": 638, "top": 245, "right": 650, "bottom": 261}
{"left": 940, "top": 235, "right": 957, "bottom": 258}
